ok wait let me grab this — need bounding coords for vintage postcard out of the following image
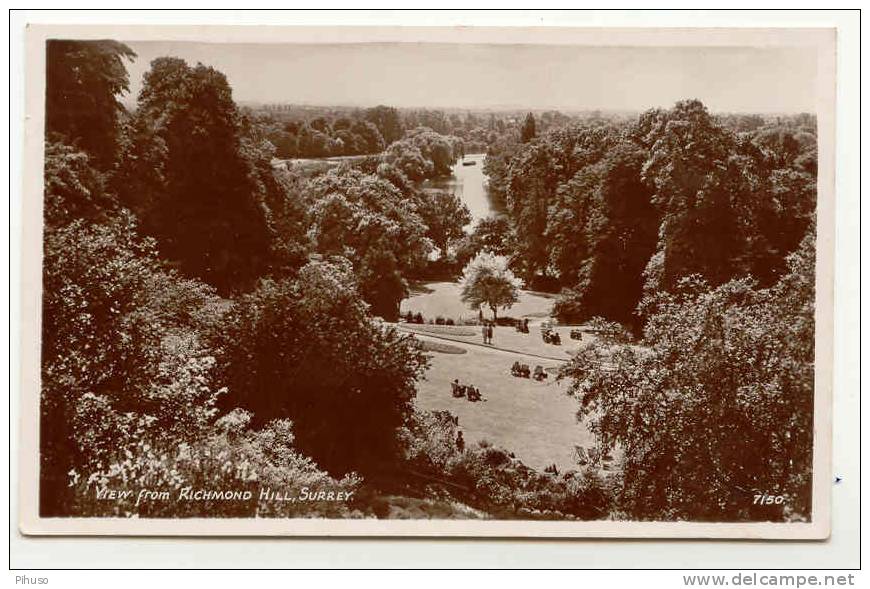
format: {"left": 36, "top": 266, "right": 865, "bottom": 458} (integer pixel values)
{"left": 18, "top": 23, "right": 835, "bottom": 538}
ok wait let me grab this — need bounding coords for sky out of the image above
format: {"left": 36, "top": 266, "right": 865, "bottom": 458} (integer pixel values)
{"left": 122, "top": 41, "right": 819, "bottom": 114}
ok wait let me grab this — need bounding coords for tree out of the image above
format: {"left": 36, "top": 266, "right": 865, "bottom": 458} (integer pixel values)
{"left": 404, "top": 127, "right": 462, "bottom": 176}
{"left": 454, "top": 215, "right": 513, "bottom": 268}
{"left": 40, "top": 214, "right": 162, "bottom": 515}
{"left": 472, "top": 215, "right": 512, "bottom": 257}
{"left": 459, "top": 252, "right": 521, "bottom": 320}
{"left": 560, "top": 231, "right": 816, "bottom": 521}
{"left": 550, "top": 142, "right": 658, "bottom": 326}
{"left": 365, "top": 105, "right": 405, "bottom": 144}
{"left": 116, "top": 58, "right": 273, "bottom": 291}
{"left": 43, "top": 140, "right": 116, "bottom": 227}
{"left": 639, "top": 100, "right": 745, "bottom": 294}
{"left": 482, "top": 136, "right": 521, "bottom": 209}
{"left": 213, "top": 260, "right": 429, "bottom": 476}
{"left": 351, "top": 119, "right": 386, "bottom": 154}
{"left": 505, "top": 124, "right": 612, "bottom": 282}
{"left": 383, "top": 140, "right": 433, "bottom": 181}
{"left": 305, "top": 168, "right": 431, "bottom": 320}
{"left": 416, "top": 190, "right": 471, "bottom": 259}
{"left": 520, "top": 112, "right": 537, "bottom": 143}
{"left": 46, "top": 40, "right": 136, "bottom": 167}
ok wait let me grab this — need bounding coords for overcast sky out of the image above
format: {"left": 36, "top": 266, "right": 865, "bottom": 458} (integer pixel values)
{"left": 123, "top": 41, "right": 818, "bottom": 114}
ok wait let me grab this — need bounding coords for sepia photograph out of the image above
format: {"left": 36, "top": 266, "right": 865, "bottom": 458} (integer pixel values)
{"left": 17, "top": 22, "right": 837, "bottom": 539}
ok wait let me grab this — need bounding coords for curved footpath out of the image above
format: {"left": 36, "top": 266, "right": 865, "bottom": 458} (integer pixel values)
{"left": 395, "top": 326, "right": 571, "bottom": 363}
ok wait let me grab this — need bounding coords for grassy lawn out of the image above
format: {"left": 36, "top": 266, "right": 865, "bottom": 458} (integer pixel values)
{"left": 412, "top": 333, "right": 594, "bottom": 473}
{"left": 400, "top": 281, "right": 558, "bottom": 324}
{"left": 400, "top": 280, "right": 601, "bottom": 473}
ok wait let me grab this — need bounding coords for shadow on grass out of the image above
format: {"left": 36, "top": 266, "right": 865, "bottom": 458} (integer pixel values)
{"left": 418, "top": 340, "right": 468, "bottom": 355}
{"left": 407, "top": 281, "right": 437, "bottom": 296}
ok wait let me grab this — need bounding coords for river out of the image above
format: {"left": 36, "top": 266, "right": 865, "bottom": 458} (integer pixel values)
{"left": 421, "top": 153, "right": 505, "bottom": 228}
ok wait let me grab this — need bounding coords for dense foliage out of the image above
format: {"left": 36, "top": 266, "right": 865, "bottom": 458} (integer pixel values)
{"left": 304, "top": 168, "right": 431, "bottom": 319}
{"left": 46, "top": 40, "right": 136, "bottom": 167}
{"left": 40, "top": 40, "right": 818, "bottom": 524}
{"left": 213, "top": 260, "right": 429, "bottom": 476}
{"left": 400, "top": 411, "right": 614, "bottom": 519}
{"left": 485, "top": 100, "right": 816, "bottom": 327}
{"left": 114, "top": 58, "right": 275, "bottom": 291}
{"left": 559, "top": 232, "right": 816, "bottom": 521}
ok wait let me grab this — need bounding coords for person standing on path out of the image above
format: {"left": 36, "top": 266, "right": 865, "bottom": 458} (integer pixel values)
{"left": 482, "top": 322, "right": 489, "bottom": 344}
{"left": 487, "top": 323, "right": 494, "bottom": 346}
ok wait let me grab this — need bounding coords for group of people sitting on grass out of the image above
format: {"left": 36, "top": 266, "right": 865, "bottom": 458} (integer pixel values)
{"left": 544, "top": 463, "right": 560, "bottom": 475}
{"left": 541, "top": 328, "right": 561, "bottom": 345}
{"left": 511, "top": 361, "right": 549, "bottom": 381}
{"left": 451, "top": 379, "right": 483, "bottom": 402}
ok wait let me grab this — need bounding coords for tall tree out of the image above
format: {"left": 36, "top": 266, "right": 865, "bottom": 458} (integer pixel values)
{"left": 305, "top": 168, "right": 431, "bottom": 320}
{"left": 214, "top": 260, "right": 429, "bottom": 476}
{"left": 365, "top": 105, "right": 405, "bottom": 145}
{"left": 550, "top": 142, "right": 658, "bottom": 326}
{"left": 639, "top": 100, "right": 745, "bottom": 294}
{"left": 416, "top": 190, "right": 472, "bottom": 259}
{"left": 505, "top": 124, "right": 612, "bottom": 282}
{"left": 45, "top": 40, "right": 136, "bottom": 167}
{"left": 520, "top": 112, "right": 537, "bottom": 143}
{"left": 116, "top": 58, "right": 272, "bottom": 291}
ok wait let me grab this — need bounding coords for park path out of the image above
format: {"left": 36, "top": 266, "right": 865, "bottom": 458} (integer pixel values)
{"left": 395, "top": 325, "right": 572, "bottom": 363}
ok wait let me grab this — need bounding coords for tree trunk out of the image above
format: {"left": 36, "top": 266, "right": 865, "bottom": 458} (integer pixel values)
{"left": 490, "top": 304, "right": 497, "bottom": 321}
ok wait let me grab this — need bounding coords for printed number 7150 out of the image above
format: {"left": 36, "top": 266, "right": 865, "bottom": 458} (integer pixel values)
{"left": 753, "top": 493, "right": 785, "bottom": 505}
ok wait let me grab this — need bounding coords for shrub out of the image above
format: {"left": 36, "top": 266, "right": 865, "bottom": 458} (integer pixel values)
{"left": 400, "top": 411, "right": 614, "bottom": 520}
{"left": 559, "top": 233, "right": 816, "bottom": 521}
{"left": 41, "top": 214, "right": 164, "bottom": 515}
{"left": 71, "top": 415, "right": 361, "bottom": 518}
{"left": 214, "top": 259, "right": 429, "bottom": 477}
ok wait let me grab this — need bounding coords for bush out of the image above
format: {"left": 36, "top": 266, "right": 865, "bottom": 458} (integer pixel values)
{"left": 71, "top": 415, "right": 361, "bottom": 518}
{"left": 214, "top": 259, "right": 429, "bottom": 477}
{"left": 559, "top": 234, "right": 816, "bottom": 521}
{"left": 583, "top": 316, "right": 633, "bottom": 344}
{"left": 400, "top": 411, "right": 614, "bottom": 520}
{"left": 41, "top": 214, "right": 165, "bottom": 515}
